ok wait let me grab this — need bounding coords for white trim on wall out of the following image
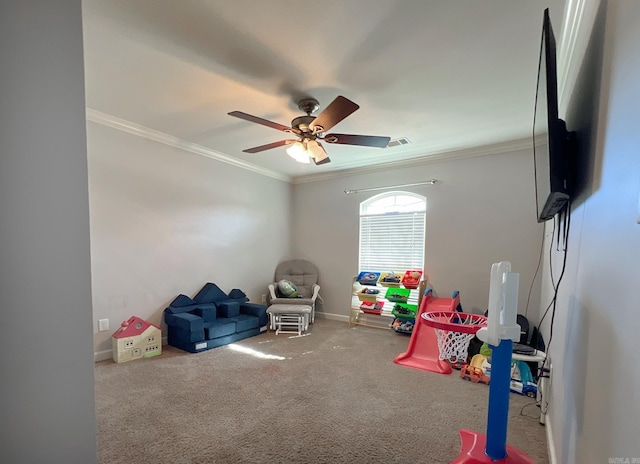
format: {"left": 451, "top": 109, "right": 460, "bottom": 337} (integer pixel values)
{"left": 291, "top": 138, "right": 534, "bottom": 184}
{"left": 546, "top": 416, "right": 558, "bottom": 464}
{"left": 316, "top": 312, "right": 349, "bottom": 324}
{"left": 86, "top": 108, "right": 291, "bottom": 183}
{"left": 87, "top": 108, "right": 540, "bottom": 186}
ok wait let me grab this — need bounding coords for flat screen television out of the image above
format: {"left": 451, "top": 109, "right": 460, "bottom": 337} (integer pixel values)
{"left": 533, "top": 8, "right": 574, "bottom": 222}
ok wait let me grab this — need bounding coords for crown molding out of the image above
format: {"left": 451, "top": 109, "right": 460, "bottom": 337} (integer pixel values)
{"left": 86, "top": 108, "right": 535, "bottom": 186}
{"left": 85, "top": 108, "right": 291, "bottom": 183}
{"left": 291, "top": 137, "right": 533, "bottom": 184}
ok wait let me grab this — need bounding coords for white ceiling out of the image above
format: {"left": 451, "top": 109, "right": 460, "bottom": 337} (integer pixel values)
{"left": 82, "top": 0, "right": 567, "bottom": 182}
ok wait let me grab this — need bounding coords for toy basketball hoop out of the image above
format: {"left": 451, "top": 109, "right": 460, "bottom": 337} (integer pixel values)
{"left": 421, "top": 311, "right": 488, "bottom": 364}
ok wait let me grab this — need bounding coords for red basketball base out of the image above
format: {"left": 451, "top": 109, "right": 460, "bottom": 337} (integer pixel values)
{"left": 451, "top": 429, "right": 536, "bottom": 464}
{"left": 393, "top": 292, "right": 460, "bottom": 374}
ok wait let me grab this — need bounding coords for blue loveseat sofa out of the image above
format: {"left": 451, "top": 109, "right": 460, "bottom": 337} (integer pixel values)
{"left": 164, "top": 283, "right": 268, "bottom": 353}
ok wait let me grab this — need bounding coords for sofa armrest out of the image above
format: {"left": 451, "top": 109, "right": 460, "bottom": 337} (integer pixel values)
{"left": 241, "top": 302, "right": 267, "bottom": 317}
{"left": 241, "top": 302, "right": 268, "bottom": 327}
{"left": 164, "top": 312, "right": 204, "bottom": 332}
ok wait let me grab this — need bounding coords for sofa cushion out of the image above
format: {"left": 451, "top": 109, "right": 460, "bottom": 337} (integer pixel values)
{"left": 191, "top": 303, "right": 217, "bottom": 322}
{"left": 228, "top": 288, "right": 250, "bottom": 303}
{"left": 165, "top": 303, "right": 199, "bottom": 315}
{"left": 204, "top": 320, "right": 236, "bottom": 339}
{"left": 228, "top": 314, "right": 259, "bottom": 332}
{"left": 194, "top": 283, "right": 228, "bottom": 304}
{"left": 171, "top": 294, "right": 196, "bottom": 307}
{"left": 218, "top": 301, "right": 240, "bottom": 318}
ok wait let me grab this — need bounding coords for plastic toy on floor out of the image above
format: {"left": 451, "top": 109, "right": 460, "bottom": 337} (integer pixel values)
{"left": 460, "top": 354, "right": 490, "bottom": 384}
{"left": 451, "top": 261, "right": 535, "bottom": 464}
{"left": 509, "top": 360, "right": 537, "bottom": 398}
{"left": 394, "top": 289, "right": 471, "bottom": 374}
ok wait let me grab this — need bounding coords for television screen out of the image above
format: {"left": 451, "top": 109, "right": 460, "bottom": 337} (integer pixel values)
{"left": 533, "top": 9, "right": 571, "bottom": 222}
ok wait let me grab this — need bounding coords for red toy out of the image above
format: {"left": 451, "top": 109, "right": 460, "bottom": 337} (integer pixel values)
{"left": 394, "top": 289, "right": 461, "bottom": 374}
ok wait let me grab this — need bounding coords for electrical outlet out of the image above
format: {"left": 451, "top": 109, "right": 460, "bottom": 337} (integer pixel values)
{"left": 98, "top": 318, "right": 109, "bottom": 332}
{"left": 261, "top": 294, "right": 267, "bottom": 303}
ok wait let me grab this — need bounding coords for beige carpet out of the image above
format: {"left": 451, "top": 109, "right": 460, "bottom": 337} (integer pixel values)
{"left": 95, "top": 319, "right": 548, "bottom": 463}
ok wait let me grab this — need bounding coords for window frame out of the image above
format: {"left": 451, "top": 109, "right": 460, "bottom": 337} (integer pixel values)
{"left": 358, "top": 191, "right": 426, "bottom": 273}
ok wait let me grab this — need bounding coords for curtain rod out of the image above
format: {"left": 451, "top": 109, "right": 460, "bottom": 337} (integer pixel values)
{"left": 343, "top": 179, "right": 439, "bottom": 195}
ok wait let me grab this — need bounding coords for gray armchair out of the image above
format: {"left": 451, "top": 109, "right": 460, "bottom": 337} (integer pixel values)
{"left": 267, "top": 259, "right": 322, "bottom": 323}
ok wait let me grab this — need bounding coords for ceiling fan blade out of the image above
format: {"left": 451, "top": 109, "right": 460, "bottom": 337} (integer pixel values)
{"left": 228, "top": 111, "right": 294, "bottom": 133}
{"left": 323, "top": 133, "right": 391, "bottom": 148}
{"left": 309, "top": 96, "right": 359, "bottom": 133}
{"left": 308, "top": 140, "right": 331, "bottom": 165}
{"left": 242, "top": 139, "right": 297, "bottom": 154}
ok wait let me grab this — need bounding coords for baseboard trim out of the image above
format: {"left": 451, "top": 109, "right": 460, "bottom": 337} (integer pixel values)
{"left": 94, "top": 350, "right": 112, "bottom": 363}
{"left": 315, "top": 312, "right": 349, "bottom": 323}
{"left": 546, "top": 416, "right": 557, "bottom": 464}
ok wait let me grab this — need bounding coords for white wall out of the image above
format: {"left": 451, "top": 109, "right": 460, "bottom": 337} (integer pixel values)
{"left": 291, "top": 149, "right": 545, "bottom": 322}
{"left": 0, "top": 2, "right": 97, "bottom": 462}
{"left": 88, "top": 123, "right": 292, "bottom": 358}
{"left": 542, "top": 1, "right": 640, "bottom": 461}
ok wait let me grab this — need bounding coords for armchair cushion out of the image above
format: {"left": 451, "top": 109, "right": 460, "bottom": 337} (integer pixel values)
{"left": 274, "top": 259, "right": 319, "bottom": 299}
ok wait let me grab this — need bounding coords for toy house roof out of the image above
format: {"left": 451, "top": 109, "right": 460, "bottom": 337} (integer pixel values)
{"left": 112, "top": 315, "right": 161, "bottom": 339}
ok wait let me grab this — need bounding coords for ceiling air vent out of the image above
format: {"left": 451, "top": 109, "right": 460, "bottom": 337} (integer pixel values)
{"left": 387, "top": 137, "right": 411, "bottom": 148}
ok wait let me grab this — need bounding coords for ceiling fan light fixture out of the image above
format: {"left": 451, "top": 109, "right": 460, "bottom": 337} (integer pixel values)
{"left": 228, "top": 95, "right": 389, "bottom": 167}
{"left": 286, "top": 141, "right": 310, "bottom": 163}
{"left": 306, "top": 139, "right": 327, "bottom": 163}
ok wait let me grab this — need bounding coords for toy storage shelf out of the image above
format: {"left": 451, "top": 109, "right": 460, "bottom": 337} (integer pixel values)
{"left": 349, "top": 275, "right": 427, "bottom": 331}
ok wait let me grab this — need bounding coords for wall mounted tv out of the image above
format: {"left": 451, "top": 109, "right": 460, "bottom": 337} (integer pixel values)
{"left": 533, "top": 8, "right": 576, "bottom": 222}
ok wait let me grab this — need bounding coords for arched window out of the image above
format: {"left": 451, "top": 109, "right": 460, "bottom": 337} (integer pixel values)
{"left": 359, "top": 191, "right": 426, "bottom": 272}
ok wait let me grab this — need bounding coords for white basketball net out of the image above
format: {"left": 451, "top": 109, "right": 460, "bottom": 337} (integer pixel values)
{"left": 434, "top": 329, "right": 476, "bottom": 364}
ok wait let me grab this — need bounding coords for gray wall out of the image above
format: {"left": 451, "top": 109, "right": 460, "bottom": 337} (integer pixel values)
{"left": 88, "top": 123, "right": 292, "bottom": 358}
{"left": 291, "top": 149, "right": 545, "bottom": 322}
{"left": 542, "top": 1, "right": 640, "bottom": 461}
{"left": 0, "top": 2, "right": 97, "bottom": 463}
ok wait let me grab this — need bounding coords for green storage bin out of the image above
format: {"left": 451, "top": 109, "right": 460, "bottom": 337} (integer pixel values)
{"left": 385, "top": 288, "right": 410, "bottom": 303}
{"left": 391, "top": 302, "right": 418, "bottom": 320}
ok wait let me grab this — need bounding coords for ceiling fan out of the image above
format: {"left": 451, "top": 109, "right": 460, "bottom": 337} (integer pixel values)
{"left": 228, "top": 96, "right": 390, "bottom": 165}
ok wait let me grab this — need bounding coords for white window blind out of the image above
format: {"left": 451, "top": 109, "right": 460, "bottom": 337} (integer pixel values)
{"left": 359, "top": 211, "right": 425, "bottom": 271}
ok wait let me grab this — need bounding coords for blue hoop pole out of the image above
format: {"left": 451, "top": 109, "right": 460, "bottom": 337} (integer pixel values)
{"left": 485, "top": 338, "right": 513, "bottom": 460}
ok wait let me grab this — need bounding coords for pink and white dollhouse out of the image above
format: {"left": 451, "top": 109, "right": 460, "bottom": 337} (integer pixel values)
{"left": 112, "top": 315, "right": 162, "bottom": 363}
